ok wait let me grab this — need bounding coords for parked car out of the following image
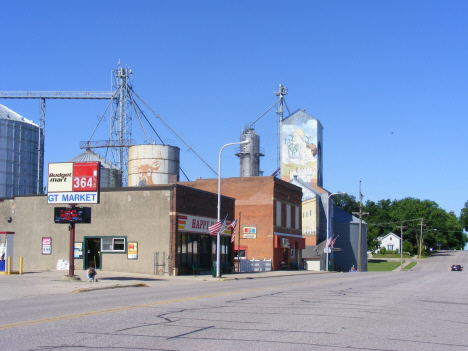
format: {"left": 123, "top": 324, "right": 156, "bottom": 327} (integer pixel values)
{"left": 451, "top": 265, "right": 463, "bottom": 271}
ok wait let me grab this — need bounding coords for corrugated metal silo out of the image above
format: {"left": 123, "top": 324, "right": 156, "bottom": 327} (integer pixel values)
{"left": 68, "top": 149, "right": 122, "bottom": 188}
{"left": 236, "top": 126, "right": 264, "bottom": 177}
{"left": 128, "top": 144, "right": 180, "bottom": 187}
{"left": 0, "top": 104, "right": 43, "bottom": 197}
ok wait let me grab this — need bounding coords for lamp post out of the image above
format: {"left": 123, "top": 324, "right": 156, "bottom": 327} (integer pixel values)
{"left": 216, "top": 140, "right": 249, "bottom": 278}
{"left": 326, "top": 192, "right": 346, "bottom": 272}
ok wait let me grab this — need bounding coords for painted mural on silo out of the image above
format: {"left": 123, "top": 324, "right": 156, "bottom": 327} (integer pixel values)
{"left": 128, "top": 145, "right": 180, "bottom": 187}
{"left": 281, "top": 109, "right": 323, "bottom": 186}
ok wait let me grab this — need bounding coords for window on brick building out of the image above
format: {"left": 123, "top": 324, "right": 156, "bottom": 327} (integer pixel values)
{"left": 286, "top": 205, "right": 291, "bottom": 228}
{"left": 276, "top": 201, "right": 282, "bottom": 227}
{"left": 235, "top": 249, "right": 246, "bottom": 258}
{"left": 295, "top": 206, "right": 300, "bottom": 229}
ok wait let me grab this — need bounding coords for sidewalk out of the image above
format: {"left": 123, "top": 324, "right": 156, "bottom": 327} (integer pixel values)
{"left": 0, "top": 269, "right": 324, "bottom": 300}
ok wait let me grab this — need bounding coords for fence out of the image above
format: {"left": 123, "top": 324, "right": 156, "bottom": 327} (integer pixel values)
{"left": 154, "top": 252, "right": 166, "bottom": 275}
{"left": 239, "top": 258, "right": 271, "bottom": 272}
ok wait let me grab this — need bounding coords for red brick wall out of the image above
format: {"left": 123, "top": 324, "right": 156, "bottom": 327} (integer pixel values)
{"left": 170, "top": 185, "right": 235, "bottom": 275}
{"left": 179, "top": 177, "right": 303, "bottom": 270}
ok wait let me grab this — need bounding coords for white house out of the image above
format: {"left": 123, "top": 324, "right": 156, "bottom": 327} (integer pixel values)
{"left": 377, "top": 232, "right": 401, "bottom": 253}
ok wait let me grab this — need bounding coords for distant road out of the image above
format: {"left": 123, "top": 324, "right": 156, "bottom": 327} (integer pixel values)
{"left": 413, "top": 249, "right": 467, "bottom": 271}
{"left": 1, "top": 251, "right": 467, "bottom": 350}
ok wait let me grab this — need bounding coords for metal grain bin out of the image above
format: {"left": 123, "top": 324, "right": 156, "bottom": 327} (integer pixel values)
{"left": 0, "top": 104, "right": 43, "bottom": 197}
{"left": 236, "top": 127, "right": 264, "bottom": 177}
{"left": 68, "top": 149, "right": 122, "bottom": 188}
{"left": 128, "top": 144, "right": 180, "bottom": 187}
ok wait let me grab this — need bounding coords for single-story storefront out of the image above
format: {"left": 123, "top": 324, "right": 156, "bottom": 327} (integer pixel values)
{"left": 0, "top": 184, "right": 235, "bottom": 276}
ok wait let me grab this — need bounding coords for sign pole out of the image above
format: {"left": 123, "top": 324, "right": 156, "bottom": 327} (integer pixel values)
{"left": 237, "top": 212, "right": 241, "bottom": 273}
{"left": 68, "top": 213, "right": 76, "bottom": 277}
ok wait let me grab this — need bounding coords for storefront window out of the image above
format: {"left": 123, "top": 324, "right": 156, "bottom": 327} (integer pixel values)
{"left": 187, "top": 234, "right": 193, "bottom": 265}
{"left": 177, "top": 233, "right": 205, "bottom": 267}
{"left": 221, "top": 236, "right": 230, "bottom": 263}
{"left": 101, "top": 237, "right": 126, "bottom": 252}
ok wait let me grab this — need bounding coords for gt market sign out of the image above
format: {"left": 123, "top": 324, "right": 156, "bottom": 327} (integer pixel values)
{"left": 47, "top": 162, "right": 100, "bottom": 204}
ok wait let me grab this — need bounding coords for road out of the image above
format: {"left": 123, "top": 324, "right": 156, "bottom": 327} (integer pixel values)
{"left": 1, "top": 251, "right": 467, "bottom": 350}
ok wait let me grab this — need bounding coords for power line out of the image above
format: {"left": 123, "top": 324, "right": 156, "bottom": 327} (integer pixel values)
{"left": 367, "top": 218, "right": 424, "bottom": 227}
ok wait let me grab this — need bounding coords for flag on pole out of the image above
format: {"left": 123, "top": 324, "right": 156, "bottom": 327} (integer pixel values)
{"left": 209, "top": 216, "right": 226, "bottom": 236}
{"left": 325, "top": 236, "right": 333, "bottom": 248}
{"left": 331, "top": 235, "right": 339, "bottom": 248}
{"left": 230, "top": 218, "right": 238, "bottom": 243}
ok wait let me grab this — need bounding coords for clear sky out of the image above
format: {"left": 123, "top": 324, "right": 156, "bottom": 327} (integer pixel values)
{"left": 1, "top": 1, "right": 467, "bottom": 217}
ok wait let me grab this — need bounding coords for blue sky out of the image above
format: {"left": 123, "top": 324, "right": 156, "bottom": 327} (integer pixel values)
{"left": 1, "top": 1, "right": 467, "bottom": 217}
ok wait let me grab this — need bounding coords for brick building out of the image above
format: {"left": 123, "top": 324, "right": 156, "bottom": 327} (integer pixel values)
{"left": 180, "top": 176, "right": 305, "bottom": 271}
{"left": 0, "top": 184, "right": 235, "bottom": 276}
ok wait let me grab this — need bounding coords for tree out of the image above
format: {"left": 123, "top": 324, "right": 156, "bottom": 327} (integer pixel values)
{"left": 333, "top": 193, "right": 359, "bottom": 214}
{"left": 403, "top": 240, "right": 414, "bottom": 255}
{"left": 460, "top": 201, "right": 468, "bottom": 231}
{"left": 362, "top": 197, "right": 465, "bottom": 252}
{"left": 364, "top": 199, "right": 392, "bottom": 250}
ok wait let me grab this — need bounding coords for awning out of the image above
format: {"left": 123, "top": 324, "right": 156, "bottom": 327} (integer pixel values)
{"left": 274, "top": 235, "right": 305, "bottom": 250}
{"left": 234, "top": 245, "right": 248, "bottom": 251}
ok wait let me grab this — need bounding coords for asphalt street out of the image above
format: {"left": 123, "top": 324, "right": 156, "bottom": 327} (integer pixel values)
{"left": 0, "top": 251, "right": 467, "bottom": 351}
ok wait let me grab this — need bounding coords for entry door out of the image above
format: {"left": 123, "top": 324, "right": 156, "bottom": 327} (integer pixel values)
{"left": 199, "top": 235, "right": 211, "bottom": 268}
{"left": 85, "top": 238, "right": 101, "bottom": 269}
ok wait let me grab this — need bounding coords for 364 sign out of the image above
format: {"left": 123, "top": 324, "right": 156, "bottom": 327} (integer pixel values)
{"left": 72, "top": 163, "right": 99, "bottom": 191}
{"left": 48, "top": 162, "right": 100, "bottom": 204}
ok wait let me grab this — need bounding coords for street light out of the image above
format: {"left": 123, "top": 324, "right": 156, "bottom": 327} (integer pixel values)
{"left": 326, "top": 192, "right": 346, "bottom": 272}
{"left": 216, "top": 140, "right": 249, "bottom": 278}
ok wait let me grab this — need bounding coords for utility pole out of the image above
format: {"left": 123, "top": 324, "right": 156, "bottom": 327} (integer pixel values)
{"left": 396, "top": 225, "right": 407, "bottom": 271}
{"left": 352, "top": 181, "right": 369, "bottom": 272}
{"left": 419, "top": 218, "right": 426, "bottom": 259}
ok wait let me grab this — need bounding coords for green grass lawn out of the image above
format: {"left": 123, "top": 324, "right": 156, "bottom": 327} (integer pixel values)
{"left": 403, "top": 261, "right": 418, "bottom": 270}
{"left": 368, "top": 260, "right": 404, "bottom": 271}
{"left": 371, "top": 253, "right": 412, "bottom": 259}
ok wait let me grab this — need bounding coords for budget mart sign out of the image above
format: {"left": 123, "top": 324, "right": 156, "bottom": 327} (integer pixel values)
{"left": 47, "top": 162, "right": 100, "bottom": 204}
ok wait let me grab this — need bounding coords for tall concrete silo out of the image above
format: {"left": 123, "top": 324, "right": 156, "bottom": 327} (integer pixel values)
{"left": 236, "top": 126, "right": 264, "bottom": 177}
{"left": 68, "top": 149, "right": 122, "bottom": 188}
{"left": 0, "top": 104, "right": 43, "bottom": 197}
{"left": 128, "top": 144, "right": 180, "bottom": 187}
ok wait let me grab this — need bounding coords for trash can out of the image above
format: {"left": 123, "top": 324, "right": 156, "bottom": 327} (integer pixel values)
{"left": 212, "top": 261, "right": 221, "bottom": 278}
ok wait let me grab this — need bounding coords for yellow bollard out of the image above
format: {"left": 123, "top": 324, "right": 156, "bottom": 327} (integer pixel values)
{"left": 19, "top": 256, "right": 23, "bottom": 274}
{"left": 7, "top": 256, "right": 11, "bottom": 275}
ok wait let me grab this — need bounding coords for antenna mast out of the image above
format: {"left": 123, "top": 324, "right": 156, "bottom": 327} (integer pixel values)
{"left": 110, "top": 64, "right": 133, "bottom": 186}
{"left": 275, "top": 84, "right": 288, "bottom": 177}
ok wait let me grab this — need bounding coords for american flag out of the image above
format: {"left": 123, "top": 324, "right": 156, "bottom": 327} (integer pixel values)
{"left": 331, "top": 235, "right": 339, "bottom": 248}
{"left": 230, "top": 218, "right": 238, "bottom": 243}
{"left": 209, "top": 217, "right": 226, "bottom": 236}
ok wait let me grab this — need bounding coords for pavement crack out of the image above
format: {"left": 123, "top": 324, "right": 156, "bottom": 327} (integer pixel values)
{"left": 166, "top": 325, "right": 214, "bottom": 339}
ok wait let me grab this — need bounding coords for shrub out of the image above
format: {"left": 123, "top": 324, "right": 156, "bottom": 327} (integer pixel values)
{"left": 403, "top": 240, "right": 413, "bottom": 255}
